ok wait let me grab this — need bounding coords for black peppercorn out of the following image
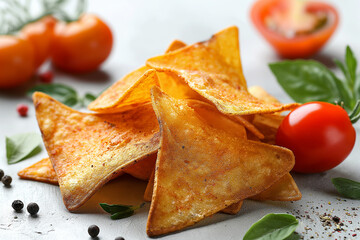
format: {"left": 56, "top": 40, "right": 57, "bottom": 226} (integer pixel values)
{"left": 115, "top": 237, "right": 125, "bottom": 240}
{"left": 2, "top": 175, "right": 12, "bottom": 187}
{"left": 27, "top": 202, "right": 39, "bottom": 215}
{"left": 88, "top": 225, "right": 100, "bottom": 238}
{"left": 12, "top": 200, "right": 24, "bottom": 212}
{"left": 0, "top": 169, "right": 4, "bottom": 179}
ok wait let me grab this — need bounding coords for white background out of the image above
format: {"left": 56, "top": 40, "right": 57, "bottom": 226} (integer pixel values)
{"left": 1, "top": 0, "right": 360, "bottom": 239}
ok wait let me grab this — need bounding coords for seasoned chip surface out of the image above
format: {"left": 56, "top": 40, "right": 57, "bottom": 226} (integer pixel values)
{"left": 18, "top": 158, "right": 58, "bottom": 185}
{"left": 147, "top": 87, "right": 295, "bottom": 236}
{"left": 147, "top": 26, "right": 298, "bottom": 115}
{"left": 33, "top": 92, "right": 160, "bottom": 211}
{"left": 88, "top": 68, "right": 158, "bottom": 113}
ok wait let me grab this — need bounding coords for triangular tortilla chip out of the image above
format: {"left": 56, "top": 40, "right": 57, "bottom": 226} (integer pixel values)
{"left": 18, "top": 152, "right": 157, "bottom": 185}
{"left": 252, "top": 114, "right": 285, "bottom": 144}
{"left": 123, "top": 153, "right": 157, "bottom": 181}
{"left": 144, "top": 168, "right": 245, "bottom": 215}
{"left": 18, "top": 158, "right": 58, "bottom": 185}
{"left": 249, "top": 86, "right": 281, "bottom": 104}
{"left": 221, "top": 201, "right": 244, "bottom": 215}
{"left": 33, "top": 92, "right": 160, "bottom": 211}
{"left": 146, "top": 87, "right": 294, "bottom": 236}
{"left": 147, "top": 26, "right": 298, "bottom": 115}
{"left": 88, "top": 68, "right": 158, "bottom": 113}
{"left": 165, "top": 40, "right": 187, "bottom": 53}
{"left": 144, "top": 169, "right": 155, "bottom": 202}
{"left": 88, "top": 40, "right": 190, "bottom": 113}
{"left": 250, "top": 173, "right": 301, "bottom": 201}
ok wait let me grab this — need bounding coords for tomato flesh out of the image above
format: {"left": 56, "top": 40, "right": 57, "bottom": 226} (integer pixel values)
{"left": 276, "top": 102, "right": 355, "bottom": 173}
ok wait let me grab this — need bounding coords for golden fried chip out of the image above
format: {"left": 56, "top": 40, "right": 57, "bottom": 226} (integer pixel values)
{"left": 146, "top": 87, "right": 295, "bottom": 236}
{"left": 33, "top": 92, "right": 160, "bottom": 211}
{"left": 144, "top": 169, "right": 155, "bottom": 202}
{"left": 252, "top": 114, "right": 285, "bottom": 144}
{"left": 88, "top": 40, "right": 191, "bottom": 113}
{"left": 165, "top": 40, "right": 187, "bottom": 53}
{"left": 19, "top": 152, "right": 156, "bottom": 186}
{"left": 147, "top": 26, "right": 298, "bottom": 115}
{"left": 249, "top": 86, "right": 281, "bottom": 104}
{"left": 88, "top": 68, "right": 158, "bottom": 113}
{"left": 251, "top": 173, "right": 301, "bottom": 201}
{"left": 221, "top": 201, "right": 244, "bottom": 215}
{"left": 18, "top": 158, "right": 58, "bottom": 185}
{"left": 123, "top": 153, "right": 157, "bottom": 181}
{"left": 144, "top": 171, "right": 244, "bottom": 215}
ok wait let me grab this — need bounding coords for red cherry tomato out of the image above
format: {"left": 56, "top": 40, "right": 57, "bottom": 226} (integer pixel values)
{"left": 276, "top": 102, "right": 356, "bottom": 173}
{"left": 20, "top": 16, "right": 57, "bottom": 69}
{"left": 0, "top": 36, "right": 35, "bottom": 89}
{"left": 51, "top": 14, "right": 113, "bottom": 73}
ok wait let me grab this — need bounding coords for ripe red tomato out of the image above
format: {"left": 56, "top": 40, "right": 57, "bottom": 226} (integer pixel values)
{"left": 20, "top": 16, "right": 57, "bottom": 69}
{"left": 0, "top": 36, "right": 35, "bottom": 89}
{"left": 51, "top": 14, "right": 113, "bottom": 73}
{"left": 276, "top": 102, "right": 356, "bottom": 173}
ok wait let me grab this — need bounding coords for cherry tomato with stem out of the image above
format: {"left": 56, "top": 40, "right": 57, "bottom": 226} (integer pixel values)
{"left": 0, "top": 36, "right": 35, "bottom": 89}
{"left": 20, "top": 16, "right": 57, "bottom": 69}
{"left": 51, "top": 14, "right": 113, "bottom": 73}
{"left": 276, "top": 102, "right": 356, "bottom": 173}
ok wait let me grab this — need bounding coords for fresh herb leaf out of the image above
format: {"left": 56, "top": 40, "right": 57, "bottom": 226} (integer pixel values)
{"left": 27, "top": 83, "right": 79, "bottom": 108}
{"left": 99, "top": 203, "right": 134, "bottom": 214}
{"left": 27, "top": 83, "right": 98, "bottom": 108}
{"left": 83, "top": 93, "right": 97, "bottom": 107}
{"left": 6, "top": 133, "right": 42, "bottom": 164}
{"left": 284, "top": 232, "right": 301, "bottom": 240}
{"left": 345, "top": 46, "right": 357, "bottom": 87}
{"left": 332, "top": 177, "right": 360, "bottom": 199}
{"left": 111, "top": 209, "right": 135, "bottom": 220}
{"left": 270, "top": 46, "right": 360, "bottom": 123}
{"left": 99, "top": 202, "right": 145, "bottom": 220}
{"left": 243, "top": 213, "right": 298, "bottom": 240}
{"left": 269, "top": 60, "right": 342, "bottom": 104}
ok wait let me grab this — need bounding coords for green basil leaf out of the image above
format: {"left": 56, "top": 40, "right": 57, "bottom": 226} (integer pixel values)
{"left": 332, "top": 177, "right": 360, "bottom": 199}
{"left": 6, "top": 133, "right": 42, "bottom": 164}
{"left": 110, "top": 209, "right": 135, "bottom": 220}
{"left": 284, "top": 232, "right": 300, "bottom": 240}
{"left": 27, "top": 83, "right": 80, "bottom": 107}
{"left": 83, "top": 93, "right": 97, "bottom": 107}
{"left": 334, "top": 59, "right": 348, "bottom": 80}
{"left": 99, "top": 203, "right": 134, "bottom": 214}
{"left": 243, "top": 213, "right": 298, "bottom": 240}
{"left": 345, "top": 46, "right": 357, "bottom": 85}
{"left": 269, "top": 60, "right": 341, "bottom": 104}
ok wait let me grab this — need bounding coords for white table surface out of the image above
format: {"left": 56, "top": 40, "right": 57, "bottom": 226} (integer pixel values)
{"left": 1, "top": 0, "right": 360, "bottom": 239}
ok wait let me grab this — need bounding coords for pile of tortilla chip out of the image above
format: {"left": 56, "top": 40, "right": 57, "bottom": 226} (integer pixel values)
{"left": 19, "top": 26, "right": 301, "bottom": 237}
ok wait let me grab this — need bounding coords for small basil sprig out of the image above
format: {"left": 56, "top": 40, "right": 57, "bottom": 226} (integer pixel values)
{"left": 332, "top": 177, "right": 360, "bottom": 199}
{"left": 6, "top": 133, "right": 42, "bottom": 164}
{"left": 27, "top": 83, "right": 97, "bottom": 108}
{"left": 270, "top": 46, "right": 360, "bottom": 123}
{"left": 99, "top": 202, "right": 145, "bottom": 220}
{"left": 243, "top": 213, "right": 299, "bottom": 240}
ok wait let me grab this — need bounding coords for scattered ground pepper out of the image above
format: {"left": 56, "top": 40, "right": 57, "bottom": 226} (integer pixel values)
{"left": 88, "top": 225, "right": 100, "bottom": 238}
